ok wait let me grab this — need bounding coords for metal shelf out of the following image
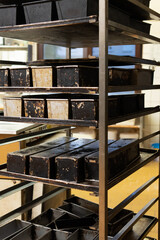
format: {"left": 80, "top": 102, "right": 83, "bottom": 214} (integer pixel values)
{"left": 0, "top": 107, "right": 158, "bottom": 127}
{"left": 0, "top": 87, "right": 99, "bottom": 94}
{"left": 0, "top": 60, "right": 26, "bottom": 65}
{"left": 108, "top": 107, "right": 160, "bottom": 125}
{"left": 108, "top": 216, "right": 157, "bottom": 240}
{"left": 27, "top": 55, "right": 160, "bottom": 66}
{"left": 0, "top": 116, "right": 98, "bottom": 127}
{"left": 115, "top": 215, "right": 158, "bottom": 240}
{"left": 0, "top": 17, "right": 160, "bottom": 47}
{"left": 0, "top": 0, "right": 159, "bottom": 21}
{"left": 0, "top": 149, "right": 158, "bottom": 193}
{"left": 111, "top": 0, "right": 160, "bottom": 20}
{"left": 0, "top": 85, "right": 160, "bottom": 93}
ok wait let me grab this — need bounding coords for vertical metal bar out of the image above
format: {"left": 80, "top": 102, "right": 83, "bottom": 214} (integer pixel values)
{"left": 66, "top": 47, "right": 72, "bottom": 137}
{"left": 99, "top": 0, "right": 108, "bottom": 239}
{"left": 66, "top": 47, "right": 71, "bottom": 59}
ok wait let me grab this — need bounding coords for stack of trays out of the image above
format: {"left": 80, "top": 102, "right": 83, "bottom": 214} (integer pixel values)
{"left": 3, "top": 93, "right": 145, "bottom": 120}
{"left": 0, "top": 196, "right": 134, "bottom": 238}
{"left": 0, "top": 66, "right": 154, "bottom": 87}
{"left": 7, "top": 137, "right": 140, "bottom": 182}
{"left": 0, "top": 0, "right": 151, "bottom": 30}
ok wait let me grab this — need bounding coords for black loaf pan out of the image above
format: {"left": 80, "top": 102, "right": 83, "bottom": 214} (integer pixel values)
{"left": 10, "top": 224, "right": 52, "bottom": 240}
{"left": 23, "top": 0, "right": 58, "bottom": 24}
{"left": 63, "top": 196, "right": 99, "bottom": 214}
{"left": 0, "top": 4, "right": 25, "bottom": 26}
{"left": 67, "top": 229, "right": 98, "bottom": 240}
{"left": 58, "top": 202, "right": 97, "bottom": 218}
{"left": 30, "top": 208, "right": 64, "bottom": 227}
{"left": 0, "top": 219, "right": 31, "bottom": 240}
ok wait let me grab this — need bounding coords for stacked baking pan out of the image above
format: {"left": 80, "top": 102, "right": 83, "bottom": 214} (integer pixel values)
{"left": 3, "top": 92, "right": 145, "bottom": 120}
{"left": 7, "top": 136, "right": 140, "bottom": 182}
{"left": 0, "top": 196, "right": 134, "bottom": 239}
{"left": 0, "top": 66, "right": 154, "bottom": 87}
{"left": 0, "top": 0, "right": 151, "bottom": 33}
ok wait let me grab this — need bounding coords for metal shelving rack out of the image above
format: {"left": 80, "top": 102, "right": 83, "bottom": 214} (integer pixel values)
{"left": 0, "top": 0, "right": 159, "bottom": 239}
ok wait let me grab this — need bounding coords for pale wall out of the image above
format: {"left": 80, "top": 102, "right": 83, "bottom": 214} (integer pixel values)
{"left": 142, "top": 0, "right": 160, "bottom": 147}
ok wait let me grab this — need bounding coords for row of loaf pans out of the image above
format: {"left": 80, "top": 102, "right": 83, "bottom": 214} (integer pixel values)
{"left": 3, "top": 93, "right": 145, "bottom": 120}
{"left": 0, "top": 66, "right": 154, "bottom": 87}
{"left": 7, "top": 137, "right": 140, "bottom": 182}
{"left": 0, "top": 196, "right": 134, "bottom": 239}
{"left": 0, "top": 0, "right": 151, "bottom": 7}
{"left": 0, "top": 0, "right": 151, "bottom": 34}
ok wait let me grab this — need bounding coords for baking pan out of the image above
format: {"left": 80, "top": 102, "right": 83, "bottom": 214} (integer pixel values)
{"left": 63, "top": 196, "right": 99, "bottom": 214}
{"left": 56, "top": 0, "right": 98, "bottom": 20}
{"left": 0, "top": 68, "right": 10, "bottom": 86}
{"left": 0, "top": 5, "right": 17, "bottom": 26}
{"left": 109, "top": 5, "right": 130, "bottom": 28}
{"left": 32, "top": 67, "right": 57, "bottom": 87}
{"left": 47, "top": 99, "right": 70, "bottom": 120}
{"left": 24, "top": 98, "right": 47, "bottom": 118}
{"left": 58, "top": 203, "right": 96, "bottom": 218}
{"left": 109, "top": 138, "right": 140, "bottom": 165}
{"left": 53, "top": 229, "right": 72, "bottom": 240}
{"left": 71, "top": 99, "right": 98, "bottom": 120}
{"left": 56, "top": 141, "right": 99, "bottom": 182}
{"left": 57, "top": 65, "right": 98, "bottom": 87}
{"left": 130, "top": 17, "right": 150, "bottom": 34}
{"left": 3, "top": 97, "right": 22, "bottom": 117}
{"left": 29, "top": 138, "right": 95, "bottom": 178}
{"left": 137, "top": 93, "right": 145, "bottom": 111}
{"left": 85, "top": 147, "right": 127, "bottom": 180}
{"left": 108, "top": 68, "right": 131, "bottom": 86}
{"left": 30, "top": 208, "right": 64, "bottom": 227}
{"left": 120, "top": 94, "right": 138, "bottom": 114}
{"left": 48, "top": 93, "right": 99, "bottom": 120}
{"left": 0, "top": 219, "right": 31, "bottom": 240}
{"left": 108, "top": 97, "right": 120, "bottom": 118}
{"left": 10, "top": 224, "right": 52, "bottom": 240}
{"left": 118, "top": 94, "right": 144, "bottom": 115}
{"left": 55, "top": 216, "right": 97, "bottom": 230}
{"left": 138, "top": 0, "right": 150, "bottom": 6}
{"left": 23, "top": 0, "right": 58, "bottom": 24}
{"left": 108, "top": 209, "right": 134, "bottom": 236}
{"left": 130, "top": 69, "right": 154, "bottom": 86}
{"left": 10, "top": 68, "right": 32, "bottom": 87}
{"left": 109, "top": 4, "right": 150, "bottom": 33}
{"left": 67, "top": 229, "right": 98, "bottom": 240}
{"left": 7, "top": 136, "right": 76, "bottom": 174}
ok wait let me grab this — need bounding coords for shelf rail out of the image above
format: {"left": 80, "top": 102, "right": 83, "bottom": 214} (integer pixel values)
{"left": 0, "top": 181, "right": 35, "bottom": 200}
{"left": 113, "top": 197, "right": 159, "bottom": 240}
{"left": 0, "top": 187, "right": 66, "bottom": 227}
{"left": 108, "top": 176, "right": 159, "bottom": 222}
{"left": 0, "top": 126, "right": 73, "bottom": 146}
